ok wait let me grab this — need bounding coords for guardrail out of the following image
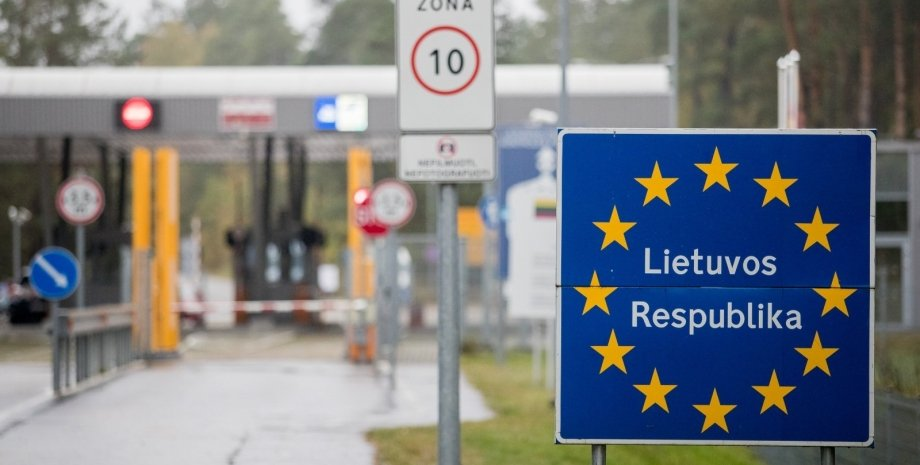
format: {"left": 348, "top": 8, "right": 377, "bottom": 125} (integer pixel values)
{"left": 52, "top": 303, "right": 136, "bottom": 396}
{"left": 757, "top": 391, "right": 920, "bottom": 465}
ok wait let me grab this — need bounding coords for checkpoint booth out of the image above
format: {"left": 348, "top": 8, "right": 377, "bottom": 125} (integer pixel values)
{"left": 0, "top": 64, "right": 673, "bottom": 353}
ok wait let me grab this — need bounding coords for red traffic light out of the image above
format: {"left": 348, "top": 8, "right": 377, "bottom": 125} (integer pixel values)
{"left": 119, "top": 97, "right": 156, "bottom": 131}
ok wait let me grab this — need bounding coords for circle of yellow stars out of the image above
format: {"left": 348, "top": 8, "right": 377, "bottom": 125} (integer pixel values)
{"left": 578, "top": 145, "right": 860, "bottom": 435}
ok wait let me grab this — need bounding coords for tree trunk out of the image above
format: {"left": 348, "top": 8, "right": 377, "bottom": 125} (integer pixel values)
{"left": 913, "top": 17, "right": 920, "bottom": 137}
{"left": 801, "top": 1, "right": 825, "bottom": 128}
{"left": 777, "top": 0, "right": 799, "bottom": 51}
{"left": 857, "top": 0, "right": 874, "bottom": 128}
{"left": 827, "top": 4, "right": 852, "bottom": 128}
{"left": 719, "top": 25, "right": 737, "bottom": 124}
{"left": 892, "top": 0, "right": 907, "bottom": 138}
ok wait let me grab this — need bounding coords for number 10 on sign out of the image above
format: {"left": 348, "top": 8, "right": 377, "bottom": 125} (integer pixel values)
{"left": 412, "top": 26, "right": 480, "bottom": 96}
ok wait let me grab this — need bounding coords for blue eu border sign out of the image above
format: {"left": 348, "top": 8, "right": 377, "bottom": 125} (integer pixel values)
{"left": 555, "top": 129, "right": 875, "bottom": 446}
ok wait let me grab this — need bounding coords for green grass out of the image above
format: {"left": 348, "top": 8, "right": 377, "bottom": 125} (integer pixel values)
{"left": 368, "top": 351, "right": 764, "bottom": 465}
{"left": 875, "top": 331, "right": 920, "bottom": 397}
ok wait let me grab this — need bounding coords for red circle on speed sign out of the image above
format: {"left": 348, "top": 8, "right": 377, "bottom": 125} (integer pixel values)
{"left": 411, "top": 25, "right": 481, "bottom": 96}
{"left": 121, "top": 97, "right": 154, "bottom": 130}
{"left": 56, "top": 175, "right": 105, "bottom": 226}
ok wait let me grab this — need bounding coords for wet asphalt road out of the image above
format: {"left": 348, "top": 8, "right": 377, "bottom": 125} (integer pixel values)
{"left": 0, "top": 330, "right": 492, "bottom": 464}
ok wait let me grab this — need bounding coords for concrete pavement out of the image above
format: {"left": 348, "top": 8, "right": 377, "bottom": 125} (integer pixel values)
{"left": 0, "top": 358, "right": 492, "bottom": 464}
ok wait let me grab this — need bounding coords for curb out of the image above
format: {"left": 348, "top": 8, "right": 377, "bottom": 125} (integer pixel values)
{"left": 0, "top": 388, "right": 55, "bottom": 436}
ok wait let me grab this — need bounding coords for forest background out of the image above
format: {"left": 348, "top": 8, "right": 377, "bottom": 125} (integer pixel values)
{"left": 1, "top": 0, "right": 917, "bottom": 274}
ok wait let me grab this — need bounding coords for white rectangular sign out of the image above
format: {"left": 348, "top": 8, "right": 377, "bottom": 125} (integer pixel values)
{"left": 397, "top": 0, "right": 494, "bottom": 131}
{"left": 218, "top": 97, "right": 276, "bottom": 133}
{"left": 399, "top": 134, "right": 495, "bottom": 182}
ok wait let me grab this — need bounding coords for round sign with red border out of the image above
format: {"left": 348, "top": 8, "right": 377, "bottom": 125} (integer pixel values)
{"left": 56, "top": 175, "right": 105, "bottom": 226}
{"left": 371, "top": 179, "right": 416, "bottom": 228}
{"left": 411, "top": 25, "right": 481, "bottom": 96}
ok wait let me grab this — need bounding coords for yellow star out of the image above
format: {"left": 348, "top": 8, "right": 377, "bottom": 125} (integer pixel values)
{"left": 795, "top": 207, "right": 839, "bottom": 251}
{"left": 591, "top": 329, "right": 635, "bottom": 374}
{"left": 635, "top": 161, "right": 678, "bottom": 206}
{"left": 813, "top": 273, "right": 857, "bottom": 317}
{"left": 752, "top": 370, "right": 796, "bottom": 414}
{"left": 693, "top": 389, "right": 737, "bottom": 433}
{"left": 593, "top": 206, "right": 637, "bottom": 250}
{"left": 795, "top": 332, "right": 838, "bottom": 376}
{"left": 574, "top": 271, "right": 617, "bottom": 315}
{"left": 695, "top": 147, "right": 738, "bottom": 191}
{"left": 754, "top": 162, "right": 798, "bottom": 207}
{"left": 633, "top": 368, "right": 677, "bottom": 413}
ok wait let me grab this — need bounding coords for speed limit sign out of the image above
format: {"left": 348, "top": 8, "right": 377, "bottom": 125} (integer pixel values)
{"left": 371, "top": 179, "right": 416, "bottom": 228}
{"left": 56, "top": 175, "right": 105, "bottom": 226}
{"left": 397, "top": 0, "right": 494, "bottom": 131}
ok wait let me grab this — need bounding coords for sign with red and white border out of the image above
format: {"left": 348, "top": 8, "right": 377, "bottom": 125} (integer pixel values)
{"left": 56, "top": 175, "right": 105, "bottom": 226}
{"left": 371, "top": 179, "right": 416, "bottom": 228}
{"left": 397, "top": 0, "right": 494, "bottom": 131}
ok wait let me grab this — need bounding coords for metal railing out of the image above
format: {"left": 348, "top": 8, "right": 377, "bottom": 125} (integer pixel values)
{"left": 52, "top": 303, "right": 136, "bottom": 396}
{"left": 757, "top": 391, "right": 920, "bottom": 465}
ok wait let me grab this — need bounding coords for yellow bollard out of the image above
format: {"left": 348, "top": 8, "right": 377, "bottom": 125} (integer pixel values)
{"left": 347, "top": 146, "right": 373, "bottom": 299}
{"left": 152, "top": 147, "right": 179, "bottom": 354}
{"left": 131, "top": 147, "right": 152, "bottom": 354}
{"left": 346, "top": 147, "right": 376, "bottom": 362}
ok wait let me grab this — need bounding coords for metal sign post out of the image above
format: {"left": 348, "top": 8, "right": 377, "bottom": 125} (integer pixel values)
{"left": 397, "top": 2, "right": 494, "bottom": 464}
{"left": 777, "top": 50, "right": 801, "bottom": 129}
{"left": 384, "top": 231, "right": 399, "bottom": 405}
{"left": 591, "top": 445, "right": 606, "bottom": 465}
{"left": 437, "top": 183, "right": 460, "bottom": 465}
{"left": 821, "top": 446, "right": 835, "bottom": 465}
{"left": 7, "top": 206, "right": 31, "bottom": 282}
{"left": 29, "top": 247, "right": 80, "bottom": 395}
{"left": 371, "top": 179, "right": 417, "bottom": 408}
{"left": 75, "top": 225, "right": 85, "bottom": 307}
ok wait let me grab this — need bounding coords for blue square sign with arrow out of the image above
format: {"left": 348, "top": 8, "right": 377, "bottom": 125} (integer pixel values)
{"left": 555, "top": 129, "right": 874, "bottom": 446}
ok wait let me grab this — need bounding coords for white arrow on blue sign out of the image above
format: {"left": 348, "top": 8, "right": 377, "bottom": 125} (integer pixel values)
{"left": 29, "top": 247, "right": 80, "bottom": 301}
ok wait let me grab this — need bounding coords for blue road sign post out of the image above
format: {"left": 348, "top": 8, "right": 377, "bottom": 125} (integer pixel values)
{"left": 29, "top": 247, "right": 80, "bottom": 301}
{"left": 556, "top": 129, "right": 874, "bottom": 447}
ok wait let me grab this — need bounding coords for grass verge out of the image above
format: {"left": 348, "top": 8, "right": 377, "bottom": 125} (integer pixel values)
{"left": 368, "top": 351, "right": 764, "bottom": 465}
{"left": 875, "top": 331, "right": 920, "bottom": 397}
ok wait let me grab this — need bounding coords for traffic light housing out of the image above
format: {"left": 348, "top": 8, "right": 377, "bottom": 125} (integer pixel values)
{"left": 115, "top": 97, "right": 160, "bottom": 132}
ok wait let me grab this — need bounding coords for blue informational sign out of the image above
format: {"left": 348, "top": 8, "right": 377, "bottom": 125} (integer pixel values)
{"left": 313, "top": 96, "right": 338, "bottom": 131}
{"left": 556, "top": 129, "right": 874, "bottom": 446}
{"left": 313, "top": 95, "right": 368, "bottom": 132}
{"left": 28, "top": 247, "right": 80, "bottom": 301}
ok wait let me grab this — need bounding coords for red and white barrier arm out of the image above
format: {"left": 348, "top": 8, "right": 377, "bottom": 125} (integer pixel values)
{"left": 173, "top": 299, "right": 369, "bottom": 316}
